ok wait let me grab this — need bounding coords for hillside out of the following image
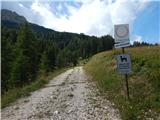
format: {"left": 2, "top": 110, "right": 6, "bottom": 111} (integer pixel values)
{"left": 1, "top": 9, "right": 115, "bottom": 107}
{"left": 84, "top": 46, "right": 160, "bottom": 120}
{"left": 1, "top": 9, "right": 27, "bottom": 24}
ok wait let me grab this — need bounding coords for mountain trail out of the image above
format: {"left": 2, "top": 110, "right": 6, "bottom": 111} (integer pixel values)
{"left": 2, "top": 66, "right": 121, "bottom": 120}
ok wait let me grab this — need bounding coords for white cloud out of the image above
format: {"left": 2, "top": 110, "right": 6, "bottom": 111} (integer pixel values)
{"left": 18, "top": 3, "right": 24, "bottom": 8}
{"left": 26, "top": 0, "right": 149, "bottom": 37}
{"left": 31, "top": 1, "right": 55, "bottom": 28}
{"left": 57, "top": 3, "right": 63, "bottom": 11}
{"left": 131, "top": 34, "right": 142, "bottom": 44}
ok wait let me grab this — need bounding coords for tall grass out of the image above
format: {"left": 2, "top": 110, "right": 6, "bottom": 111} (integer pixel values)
{"left": 85, "top": 46, "right": 160, "bottom": 120}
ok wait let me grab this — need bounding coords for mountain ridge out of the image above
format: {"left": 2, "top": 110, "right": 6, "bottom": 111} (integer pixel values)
{"left": 1, "top": 9, "right": 92, "bottom": 37}
{"left": 1, "top": 9, "right": 27, "bottom": 24}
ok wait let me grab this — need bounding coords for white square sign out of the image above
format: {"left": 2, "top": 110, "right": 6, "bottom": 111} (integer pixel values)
{"left": 114, "top": 41, "right": 130, "bottom": 48}
{"left": 114, "top": 24, "right": 130, "bottom": 48}
{"left": 114, "top": 24, "right": 129, "bottom": 42}
{"left": 116, "top": 54, "right": 132, "bottom": 74}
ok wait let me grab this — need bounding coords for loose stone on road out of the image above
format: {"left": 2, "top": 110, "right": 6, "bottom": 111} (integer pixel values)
{"left": 2, "top": 67, "right": 121, "bottom": 120}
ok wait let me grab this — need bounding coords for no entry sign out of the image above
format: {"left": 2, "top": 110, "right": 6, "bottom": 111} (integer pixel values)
{"left": 114, "top": 24, "right": 130, "bottom": 48}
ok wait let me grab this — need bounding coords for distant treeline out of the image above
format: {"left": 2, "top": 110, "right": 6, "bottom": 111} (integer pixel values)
{"left": 132, "top": 41, "right": 159, "bottom": 47}
{"left": 2, "top": 23, "right": 114, "bottom": 93}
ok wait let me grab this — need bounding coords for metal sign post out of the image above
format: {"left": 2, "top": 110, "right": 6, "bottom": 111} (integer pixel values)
{"left": 114, "top": 24, "right": 131, "bottom": 100}
{"left": 122, "top": 47, "right": 130, "bottom": 100}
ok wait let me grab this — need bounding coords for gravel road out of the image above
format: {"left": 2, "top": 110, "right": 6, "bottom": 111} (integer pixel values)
{"left": 2, "top": 67, "right": 121, "bottom": 120}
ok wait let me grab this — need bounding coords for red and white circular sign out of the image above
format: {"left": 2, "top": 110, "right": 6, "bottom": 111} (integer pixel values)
{"left": 115, "top": 25, "right": 129, "bottom": 38}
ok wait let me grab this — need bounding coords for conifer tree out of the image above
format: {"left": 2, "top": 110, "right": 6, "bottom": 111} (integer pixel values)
{"left": 10, "top": 23, "right": 38, "bottom": 87}
{"left": 39, "top": 51, "right": 49, "bottom": 76}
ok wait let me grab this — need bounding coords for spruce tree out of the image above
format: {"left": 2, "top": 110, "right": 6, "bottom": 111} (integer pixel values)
{"left": 1, "top": 27, "right": 14, "bottom": 92}
{"left": 39, "top": 51, "right": 49, "bottom": 76}
{"left": 10, "top": 23, "right": 38, "bottom": 87}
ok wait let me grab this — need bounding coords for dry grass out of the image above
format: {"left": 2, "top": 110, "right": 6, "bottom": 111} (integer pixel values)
{"left": 85, "top": 46, "right": 160, "bottom": 120}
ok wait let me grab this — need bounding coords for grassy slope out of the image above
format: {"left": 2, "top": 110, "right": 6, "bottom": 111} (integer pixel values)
{"left": 84, "top": 46, "right": 160, "bottom": 120}
{"left": 1, "top": 67, "right": 70, "bottom": 108}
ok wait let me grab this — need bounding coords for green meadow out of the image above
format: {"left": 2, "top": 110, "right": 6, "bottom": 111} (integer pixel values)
{"left": 85, "top": 46, "right": 160, "bottom": 120}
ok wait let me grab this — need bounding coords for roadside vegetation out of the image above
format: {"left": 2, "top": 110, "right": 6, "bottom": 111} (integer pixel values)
{"left": 85, "top": 46, "right": 160, "bottom": 120}
{"left": 1, "top": 22, "right": 114, "bottom": 108}
{"left": 1, "top": 67, "right": 70, "bottom": 108}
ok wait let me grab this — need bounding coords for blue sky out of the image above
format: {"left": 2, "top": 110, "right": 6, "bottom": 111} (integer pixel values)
{"left": 1, "top": 0, "right": 160, "bottom": 44}
{"left": 132, "top": 1, "right": 159, "bottom": 44}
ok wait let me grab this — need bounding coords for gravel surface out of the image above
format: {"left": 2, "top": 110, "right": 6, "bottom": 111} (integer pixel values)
{"left": 2, "top": 66, "right": 121, "bottom": 120}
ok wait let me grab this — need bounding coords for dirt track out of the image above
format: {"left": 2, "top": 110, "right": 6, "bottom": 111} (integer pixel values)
{"left": 2, "top": 67, "right": 121, "bottom": 120}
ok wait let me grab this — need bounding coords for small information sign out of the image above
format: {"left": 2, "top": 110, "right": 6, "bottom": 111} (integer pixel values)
{"left": 116, "top": 54, "right": 132, "bottom": 74}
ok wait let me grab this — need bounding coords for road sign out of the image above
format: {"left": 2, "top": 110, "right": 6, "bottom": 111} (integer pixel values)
{"left": 116, "top": 54, "right": 132, "bottom": 74}
{"left": 114, "top": 24, "right": 129, "bottom": 43}
{"left": 114, "top": 24, "right": 131, "bottom": 100}
{"left": 114, "top": 41, "right": 130, "bottom": 48}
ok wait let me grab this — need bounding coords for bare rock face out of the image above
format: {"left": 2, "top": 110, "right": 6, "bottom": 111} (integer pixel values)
{"left": 2, "top": 67, "right": 121, "bottom": 120}
{"left": 1, "top": 9, "right": 27, "bottom": 24}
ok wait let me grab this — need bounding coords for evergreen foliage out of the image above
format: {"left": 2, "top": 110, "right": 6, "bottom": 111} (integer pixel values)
{"left": 1, "top": 23, "right": 114, "bottom": 93}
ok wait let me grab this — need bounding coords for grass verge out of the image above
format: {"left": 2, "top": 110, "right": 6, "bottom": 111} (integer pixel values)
{"left": 1, "top": 67, "right": 70, "bottom": 108}
{"left": 84, "top": 46, "right": 160, "bottom": 120}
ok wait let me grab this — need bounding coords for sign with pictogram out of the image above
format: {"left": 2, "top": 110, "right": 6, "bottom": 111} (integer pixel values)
{"left": 116, "top": 54, "right": 132, "bottom": 74}
{"left": 114, "top": 24, "right": 131, "bottom": 100}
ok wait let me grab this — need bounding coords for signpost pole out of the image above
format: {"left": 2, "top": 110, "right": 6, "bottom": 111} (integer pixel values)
{"left": 122, "top": 47, "right": 130, "bottom": 100}
{"left": 125, "top": 74, "right": 130, "bottom": 100}
{"left": 114, "top": 24, "right": 131, "bottom": 100}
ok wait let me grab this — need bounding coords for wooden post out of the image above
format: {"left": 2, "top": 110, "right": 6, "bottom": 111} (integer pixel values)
{"left": 122, "top": 47, "right": 130, "bottom": 100}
